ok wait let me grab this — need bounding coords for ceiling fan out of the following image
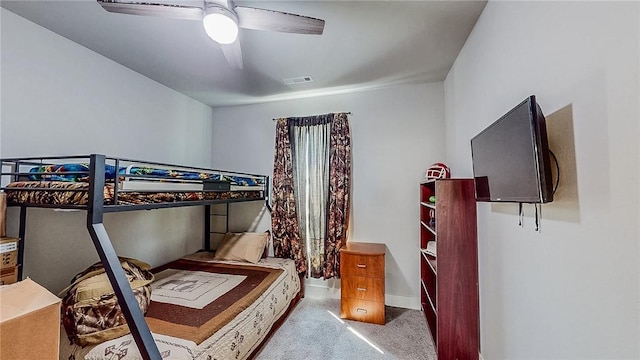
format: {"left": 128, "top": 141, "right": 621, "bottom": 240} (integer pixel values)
{"left": 96, "top": 0, "right": 325, "bottom": 69}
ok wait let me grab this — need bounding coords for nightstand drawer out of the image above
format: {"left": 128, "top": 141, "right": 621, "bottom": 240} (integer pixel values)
{"left": 341, "top": 253, "right": 384, "bottom": 278}
{"left": 340, "top": 298, "right": 385, "bottom": 325}
{"left": 340, "top": 242, "right": 386, "bottom": 325}
{"left": 341, "top": 276, "right": 384, "bottom": 302}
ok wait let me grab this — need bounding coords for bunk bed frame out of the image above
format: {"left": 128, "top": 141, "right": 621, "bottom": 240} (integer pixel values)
{"left": 0, "top": 154, "right": 272, "bottom": 360}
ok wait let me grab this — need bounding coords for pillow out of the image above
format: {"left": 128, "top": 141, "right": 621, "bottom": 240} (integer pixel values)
{"left": 214, "top": 232, "right": 269, "bottom": 263}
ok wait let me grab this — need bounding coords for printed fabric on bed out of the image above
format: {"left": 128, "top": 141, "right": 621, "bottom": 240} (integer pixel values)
{"left": 126, "top": 167, "right": 214, "bottom": 181}
{"left": 127, "top": 167, "right": 265, "bottom": 186}
{"left": 218, "top": 174, "right": 264, "bottom": 186}
{"left": 28, "top": 164, "right": 264, "bottom": 186}
{"left": 28, "top": 164, "right": 119, "bottom": 182}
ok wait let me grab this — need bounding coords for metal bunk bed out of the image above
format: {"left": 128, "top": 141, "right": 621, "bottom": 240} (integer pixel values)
{"left": 0, "top": 154, "right": 270, "bottom": 360}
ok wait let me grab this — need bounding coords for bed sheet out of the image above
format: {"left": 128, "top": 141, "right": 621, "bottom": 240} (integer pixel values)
{"left": 59, "top": 256, "right": 300, "bottom": 360}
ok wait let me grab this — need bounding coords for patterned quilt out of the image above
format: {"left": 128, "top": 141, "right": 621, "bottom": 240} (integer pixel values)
{"left": 59, "top": 256, "right": 301, "bottom": 360}
{"left": 27, "top": 164, "right": 265, "bottom": 186}
{"left": 28, "top": 163, "right": 118, "bottom": 182}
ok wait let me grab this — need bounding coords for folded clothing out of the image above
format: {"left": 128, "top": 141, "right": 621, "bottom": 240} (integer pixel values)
{"left": 425, "top": 241, "right": 436, "bottom": 256}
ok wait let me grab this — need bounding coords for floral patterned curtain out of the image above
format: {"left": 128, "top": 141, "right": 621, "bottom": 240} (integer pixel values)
{"left": 324, "top": 113, "right": 351, "bottom": 279}
{"left": 271, "top": 118, "right": 307, "bottom": 274}
{"left": 271, "top": 113, "right": 351, "bottom": 279}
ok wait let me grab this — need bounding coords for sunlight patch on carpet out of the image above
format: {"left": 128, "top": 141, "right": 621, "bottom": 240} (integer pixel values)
{"left": 326, "top": 310, "right": 384, "bottom": 354}
{"left": 327, "top": 310, "right": 345, "bottom": 324}
{"left": 348, "top": 327, "right": 384, "bottom": 354}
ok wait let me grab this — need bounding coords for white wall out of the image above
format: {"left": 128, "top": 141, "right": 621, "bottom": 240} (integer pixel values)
{"left": 1, "top": 9, "right": 213, "bottom": 292}
{"left": 211, "top": 83, "right": 445, "bottom": 308}
{"left": 444, "top": 1, "right": 639, "bottom": 359}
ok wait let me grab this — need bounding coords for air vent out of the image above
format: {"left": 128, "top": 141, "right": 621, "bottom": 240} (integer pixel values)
{"left": 283, "top": 76, "right": 314, "bottom": 85}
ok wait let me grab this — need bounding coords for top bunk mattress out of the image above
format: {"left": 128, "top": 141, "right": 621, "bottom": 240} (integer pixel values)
{"left": 1, "top": 155, "right": 267, "bottom": 208}
{"left": 4, "top": 181, "right": 263, "bottom": 206}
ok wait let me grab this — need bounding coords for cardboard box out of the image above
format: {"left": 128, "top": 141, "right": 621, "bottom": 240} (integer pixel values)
{"left": 0, "top": 266, "right": 18, "bottom": 285}
{"left": 0, "top": 237, "right": 19, "bottom": 269}
{"left": 0, "top": 278, "right": 61, "bottom": 360}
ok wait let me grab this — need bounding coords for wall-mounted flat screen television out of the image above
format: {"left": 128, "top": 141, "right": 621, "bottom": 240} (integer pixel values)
{"left": 470, "top": 95, "right": 554, "bottom": 203}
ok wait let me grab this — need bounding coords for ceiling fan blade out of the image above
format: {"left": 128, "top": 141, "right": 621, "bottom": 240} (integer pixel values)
{"left": 97, "top": 0, "right": 204, "bottom": 21}
{"left": 221, "top": 40, "right": 243, "bottom": 70}
{"left": 234, "top": 6, "right": 324, "bottom": 35}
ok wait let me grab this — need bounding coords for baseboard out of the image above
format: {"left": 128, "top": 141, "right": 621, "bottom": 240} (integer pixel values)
{"left": 304, "top": 277, "right": 341, "bottom": 299}
{"left": 304, "top": 280, "right": 421, "bottom": 310}
{"left": 386, "top": 294, "right": 421, "bottom": 310}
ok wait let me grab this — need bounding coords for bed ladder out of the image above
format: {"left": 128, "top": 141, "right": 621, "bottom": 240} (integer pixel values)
{"left": 204, "top": 203, "right": 229, "bottom": 251}
{"left": 203, "top": 176, "right": 272, "bottom": 251}
{"left": 87, "top": 154, "right": 162, "bottom": 360}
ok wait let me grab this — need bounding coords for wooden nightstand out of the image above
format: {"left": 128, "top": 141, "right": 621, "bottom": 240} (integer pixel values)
{"left": 340, "top": 242, "right": 386, "bottom": 325}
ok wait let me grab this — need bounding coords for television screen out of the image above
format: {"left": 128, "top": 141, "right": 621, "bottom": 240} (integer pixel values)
{"left": 470, "top": 95, "right": 554, "bottom": 203}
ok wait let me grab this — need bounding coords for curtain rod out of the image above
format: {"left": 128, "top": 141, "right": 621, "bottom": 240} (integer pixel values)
{"left": 272, "top": 112, "right": 351, "bottom": 121}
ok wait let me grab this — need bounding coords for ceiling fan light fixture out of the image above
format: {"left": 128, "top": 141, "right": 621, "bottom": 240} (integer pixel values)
{"left": 203, "top": 5, "right": 239, "bottom": 45}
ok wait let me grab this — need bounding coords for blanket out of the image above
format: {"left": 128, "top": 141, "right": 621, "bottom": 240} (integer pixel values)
{"left": 146, "top": 259, "right": 283, "bottom": 345}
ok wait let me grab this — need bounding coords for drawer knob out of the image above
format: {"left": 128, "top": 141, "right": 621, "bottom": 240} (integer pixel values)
{"left": 356, "top": 308, "right": 368, "bottom": 313}
{"left": 356, "top": 264, "right": 367, "bottom": 268}
{"left": 357, "top": 287, "right": 367, "bottom": 291}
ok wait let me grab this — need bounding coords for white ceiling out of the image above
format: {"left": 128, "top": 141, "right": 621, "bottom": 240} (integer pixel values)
{"left": 1, "top": 0, "right": 487, "bottom": 108}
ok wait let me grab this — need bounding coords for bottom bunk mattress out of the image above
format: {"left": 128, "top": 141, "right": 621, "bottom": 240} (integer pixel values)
{"left": 59, "top": 255, "right": 301, "bottom": 360}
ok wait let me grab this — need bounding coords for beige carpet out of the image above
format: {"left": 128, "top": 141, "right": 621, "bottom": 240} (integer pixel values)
{"left": 254, "top": 297, "right": 436, "bottom": 360}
